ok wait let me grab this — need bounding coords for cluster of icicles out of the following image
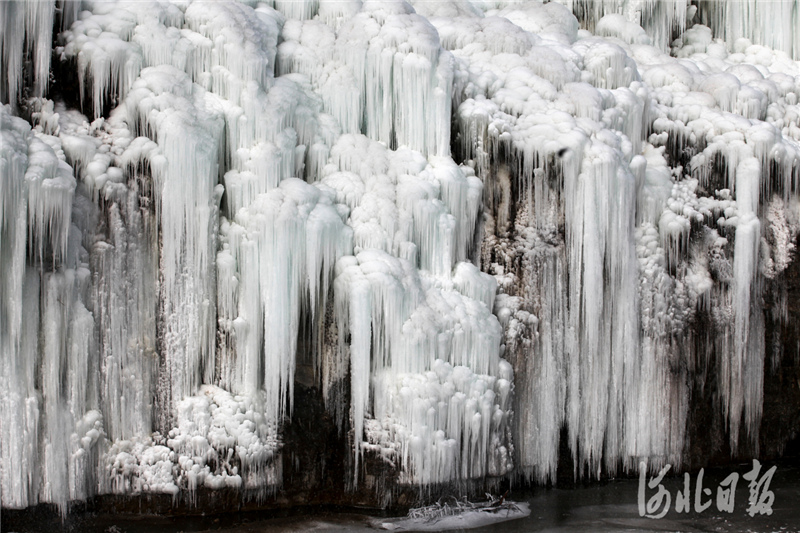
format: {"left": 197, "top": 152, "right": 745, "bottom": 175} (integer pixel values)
{"left": 2, "top": 0, "right": 800, "bottom": 517}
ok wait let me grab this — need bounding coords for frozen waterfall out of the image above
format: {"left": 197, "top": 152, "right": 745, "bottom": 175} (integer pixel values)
{"left": 2, "top": 0, "right": 800, "bottom": 516}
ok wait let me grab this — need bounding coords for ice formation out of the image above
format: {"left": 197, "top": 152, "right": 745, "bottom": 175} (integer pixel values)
{"left": 2, "top": 0, "right": 800, "bottom": 517}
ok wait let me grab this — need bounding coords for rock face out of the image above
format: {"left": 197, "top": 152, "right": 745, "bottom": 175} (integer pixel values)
{"left": 2, "top": 0, "right": 800, "bottom": 519}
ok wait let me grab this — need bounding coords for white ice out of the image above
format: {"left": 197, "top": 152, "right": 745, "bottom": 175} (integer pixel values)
{"left": 2, "top": 0, "right": 800, "bottom": 513}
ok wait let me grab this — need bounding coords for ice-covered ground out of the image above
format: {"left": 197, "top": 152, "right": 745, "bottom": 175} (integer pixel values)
{"left": 2, "top": 0, "right": 800, "bottom": 516}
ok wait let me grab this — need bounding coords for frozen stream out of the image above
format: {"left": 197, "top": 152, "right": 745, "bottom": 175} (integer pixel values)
{"left": 3, "top": 461, "right": 798, "bottom": 532}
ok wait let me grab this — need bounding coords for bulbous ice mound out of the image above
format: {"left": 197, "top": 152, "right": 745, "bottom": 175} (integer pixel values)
{"left": 2, "top": 0, "right": 800, "bottom": 514}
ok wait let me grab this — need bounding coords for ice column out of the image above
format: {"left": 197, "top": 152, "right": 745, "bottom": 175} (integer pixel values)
{"left": 121, "top": 66, "right": 224, "bottom": 419}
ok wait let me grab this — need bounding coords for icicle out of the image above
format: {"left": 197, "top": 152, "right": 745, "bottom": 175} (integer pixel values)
{"left": 335, "top": 249, "right": 509, "bottom": 485}
{"left": 4, "top": 0, "right": 800, "bottom": 508}
{"left": 24, "top": 136, "right": 76, "bottom": 265}
{"left": 727, "top": 157, "right": 764, "bottom": 451}
{"left": 275, "top": 0, "right": 320, "bottom": 21}
{"left": 695, "top": 0, "right": 800, "bottom": 60}
{"left": 119, "top": 65, "right": 225, "bottom": 417}
{"left": 1, "top": 0, "right": 56, "bottom": 105}
{"left": 218, "top": 179, "right": 351, "bottom": 423}
{"left": 0, "top": 108, "right": 41, "bottom": 510}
